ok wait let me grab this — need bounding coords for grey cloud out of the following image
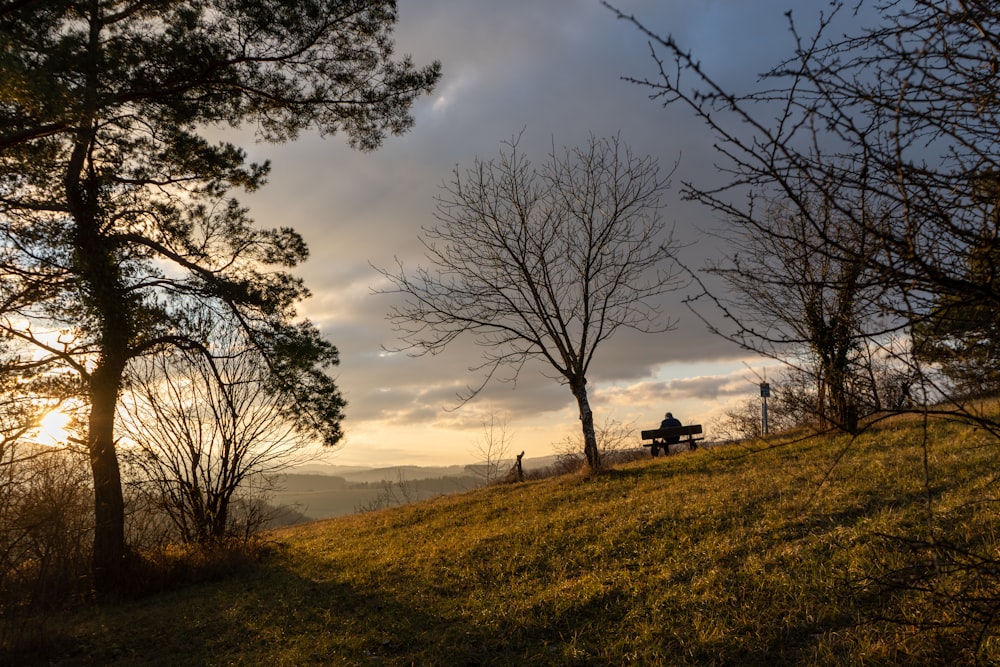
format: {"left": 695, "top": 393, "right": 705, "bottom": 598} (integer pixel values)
{"left": 238, "top": 0, "right": 832, "bottom": 463}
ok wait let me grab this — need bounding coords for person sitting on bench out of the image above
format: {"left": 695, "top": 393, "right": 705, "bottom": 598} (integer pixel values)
{"left": 660, "top": 412, "right": 682, "bottom": 444}
{"left": 642, "top": 415, "right": 702, "bottom": 456}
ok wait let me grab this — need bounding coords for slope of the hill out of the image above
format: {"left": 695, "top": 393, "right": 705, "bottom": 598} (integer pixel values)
{"left": 24, "top": 415, "right": 1000, "bottom": 665}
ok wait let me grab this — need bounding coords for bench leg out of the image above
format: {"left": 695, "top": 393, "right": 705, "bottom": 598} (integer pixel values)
{"left": 650, "top": 442, "right": 660, "bottom": 457}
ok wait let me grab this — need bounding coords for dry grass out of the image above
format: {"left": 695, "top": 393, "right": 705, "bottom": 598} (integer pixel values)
{"left": 15, "top": 412, "right": 1000, "bottom": 665}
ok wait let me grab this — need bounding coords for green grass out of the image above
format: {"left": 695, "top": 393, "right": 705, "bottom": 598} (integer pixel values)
{"left": 17, "top": 414, "right": 1000, "bottom": 665}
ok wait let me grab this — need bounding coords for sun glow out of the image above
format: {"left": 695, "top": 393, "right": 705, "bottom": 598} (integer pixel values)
{"left": 37, "top": 409, "right": 72, "bottom": 447}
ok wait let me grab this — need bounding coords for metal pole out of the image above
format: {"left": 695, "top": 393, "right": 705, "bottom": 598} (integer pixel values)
{"left": 759, "top": 382, "right": 770, "bottom": 436}
{"left": 762, "top": 395, "right": 769, "bottom": 435}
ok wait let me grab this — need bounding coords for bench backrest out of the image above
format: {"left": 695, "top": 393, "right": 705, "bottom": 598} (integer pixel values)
{"left": 640, "top": 424, "right": 703, "bottom": 440}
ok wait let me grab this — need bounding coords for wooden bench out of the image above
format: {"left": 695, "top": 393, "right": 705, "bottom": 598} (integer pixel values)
{"left": 640, "top": 425, "right": 704, "bottom": 456}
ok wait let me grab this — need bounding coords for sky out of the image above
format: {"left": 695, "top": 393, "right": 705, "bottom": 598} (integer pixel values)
{"left": 240, "top": 0, "right": 832, "bottom": 468}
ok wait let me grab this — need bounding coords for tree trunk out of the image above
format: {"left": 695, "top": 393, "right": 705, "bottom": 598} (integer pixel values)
{"left": 63, "top": 39, "right": 133, "bottom": 593}
{"left": 572, "top": 380, "right": 601, "bottom": 469}
{"left": 89, "top": 361, "right": 128, "bottom": 594}
{"left": 71, "top": 193, "right": 134, "bottom": 594}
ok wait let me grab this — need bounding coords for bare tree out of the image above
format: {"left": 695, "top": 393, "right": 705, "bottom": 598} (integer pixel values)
{"left": 470, "top": 410, "right": 514, "bottom": 484}
{"left": 605, "top": 1, "right": 1000, "bottom": 416}
{"left": 118, "top": 326, "right": 318, "bottom": 544}
{"left": 607, "top": 0, "right": 1000, "bottom": 651}
{"left": 703, "top": 194, "right": 887, "bottom": 432}
{"left": 377, "top": 134, "right": 684, "bottom": 469}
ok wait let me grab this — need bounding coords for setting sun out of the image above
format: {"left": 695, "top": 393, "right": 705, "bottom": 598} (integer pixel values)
{"left": 37, "top": 409, "right": 71, "bottom": 447}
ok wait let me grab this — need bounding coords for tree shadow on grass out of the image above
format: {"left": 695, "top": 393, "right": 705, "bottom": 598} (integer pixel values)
{"left": 24, "top": 554, "right": 859, "bottom": 666}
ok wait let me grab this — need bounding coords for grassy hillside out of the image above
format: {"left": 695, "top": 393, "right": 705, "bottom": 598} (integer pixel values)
{"left": 20, "top": 414, "right": 1000, "bottom": 665}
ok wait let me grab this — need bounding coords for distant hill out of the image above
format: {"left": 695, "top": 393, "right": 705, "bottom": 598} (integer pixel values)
{"left": 268, "top": 470, "right": 483, "bottom": 523}
{"left": 286, "top": 455, "right": 561, "bottom": 482}
{"left": 269, "top": 455, "right": 564, "bottom": 523}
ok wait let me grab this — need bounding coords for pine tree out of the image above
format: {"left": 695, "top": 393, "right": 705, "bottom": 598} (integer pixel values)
{"left": 0, "top": 0, "right": 439, "bottom": 593}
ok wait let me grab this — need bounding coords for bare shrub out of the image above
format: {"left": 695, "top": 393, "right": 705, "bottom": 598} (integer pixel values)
{"left": 469, "top": 410, "right": 514, "bottom": 484}
{"left": 713, "top": 378, "right": 808, "bottom": 441}
{"left": 354, "top": 471, "right": 418, "bottom": 513}
{"left": 0, "top": 445, "right": 93, "bottom": 653}
{"left": 553, "top": 417, "right": 642, "bottom": 471}
{"left": 0, "top": 446, "right": 92, "bottom": 602}
{"left": 119, "top": 333, "right": 319, "bottom": 546}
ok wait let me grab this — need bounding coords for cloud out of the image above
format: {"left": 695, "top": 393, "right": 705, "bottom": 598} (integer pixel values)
{"left": 240, "top": 0, "right": 829, "bottom": 465}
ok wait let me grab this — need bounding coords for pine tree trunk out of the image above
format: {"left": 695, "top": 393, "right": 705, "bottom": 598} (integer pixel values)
{"left": 69, "top": 175, "right": 133, "bottom": 594}
{"left": 89, "top": 362, "right": 128, "bottom": 593}
{"left": 63, "top": 45, "right": 133, "bottom": 594}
